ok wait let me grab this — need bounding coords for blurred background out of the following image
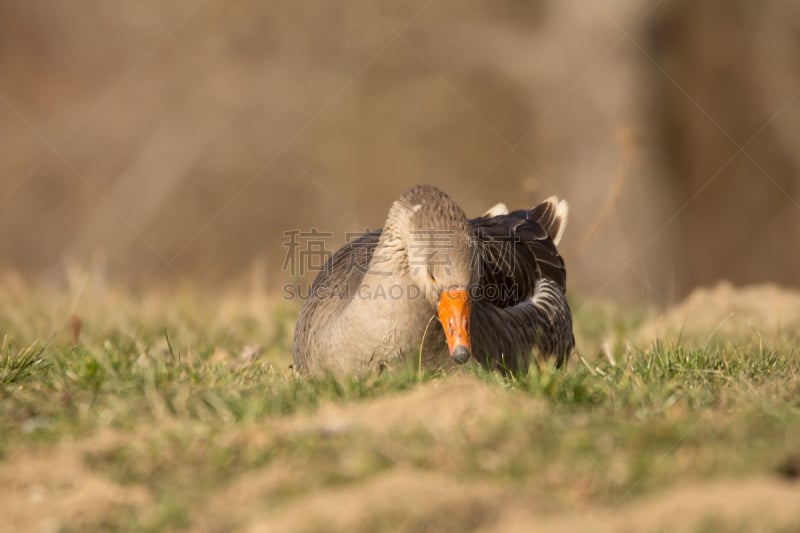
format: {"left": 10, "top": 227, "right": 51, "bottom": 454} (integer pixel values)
{"left": 1, "top": 0, "right": 798, "bottom": 305}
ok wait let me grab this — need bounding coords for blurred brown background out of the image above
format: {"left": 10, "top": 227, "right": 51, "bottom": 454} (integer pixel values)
{"left": 1, "top": 0, "right": 798, "bottom": 304}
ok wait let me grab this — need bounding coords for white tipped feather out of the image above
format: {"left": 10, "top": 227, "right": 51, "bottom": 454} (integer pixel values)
{"left": 482, "top": 202, "right": 508, "bottom": 217}
{"left": 530, "top": 196, "right": 569, "bottom": 246}
{"left": 552, "top": 199, "right": 568, "bottom": 246}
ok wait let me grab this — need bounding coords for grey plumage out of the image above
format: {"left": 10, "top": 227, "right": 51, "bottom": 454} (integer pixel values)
{"left": 293, "top": 185, "right": 574, "bottom": 376}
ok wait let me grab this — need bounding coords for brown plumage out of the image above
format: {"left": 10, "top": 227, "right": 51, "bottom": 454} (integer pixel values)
{"left": 293, "top": 185, "right": 574, "bottom": 376}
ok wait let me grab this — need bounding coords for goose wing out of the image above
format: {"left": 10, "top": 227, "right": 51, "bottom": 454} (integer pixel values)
{"left": 469, "top": 207, "right": 566, "bottom": 308}
{"left": 471, "top": 278, "right": 574, "bottom": 372}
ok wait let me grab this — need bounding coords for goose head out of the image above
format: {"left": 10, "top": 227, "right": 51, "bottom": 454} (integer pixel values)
{"left": 382, "top": 185, "right": 476, "bottom": 364}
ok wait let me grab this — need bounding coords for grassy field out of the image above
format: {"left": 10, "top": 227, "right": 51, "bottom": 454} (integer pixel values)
{"left": 1, "top": 278, "right": 799, "bottom": 532}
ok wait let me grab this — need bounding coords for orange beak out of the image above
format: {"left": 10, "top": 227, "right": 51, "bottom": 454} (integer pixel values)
{"left": 437, "top": 288, "right": 472, "bottom": 364}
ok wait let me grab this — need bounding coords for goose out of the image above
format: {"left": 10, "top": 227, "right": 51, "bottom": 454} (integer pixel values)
{"left": 292, "top": 185, "right": 574, "bottom": 376}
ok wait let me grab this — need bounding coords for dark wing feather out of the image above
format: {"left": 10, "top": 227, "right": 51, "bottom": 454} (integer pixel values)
{"left": 470, "top": 210, "right": 566, "bottom": 308}
{"left": 471, "top": 278, "right": 574, "bottom": 373}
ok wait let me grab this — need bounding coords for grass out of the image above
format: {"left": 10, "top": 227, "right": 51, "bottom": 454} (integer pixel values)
{"left": 1, "top": 280, "right": 799, "bottom": 531}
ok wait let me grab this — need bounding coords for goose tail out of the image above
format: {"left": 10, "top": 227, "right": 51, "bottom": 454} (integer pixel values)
{"left": 529, "top": 196, "right": 568, "bottom": 246}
